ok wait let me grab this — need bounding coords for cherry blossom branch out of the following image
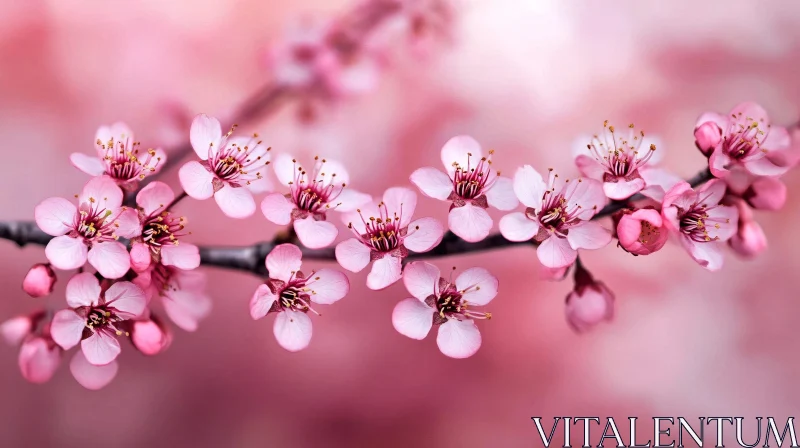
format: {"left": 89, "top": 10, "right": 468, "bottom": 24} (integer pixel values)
{"left": 0, "top": 168, "right": 714, "bottom": 274}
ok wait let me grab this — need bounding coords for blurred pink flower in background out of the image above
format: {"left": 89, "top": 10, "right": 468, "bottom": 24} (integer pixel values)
{"left": 21, "top": 263, "right": 57, "bottom": 298}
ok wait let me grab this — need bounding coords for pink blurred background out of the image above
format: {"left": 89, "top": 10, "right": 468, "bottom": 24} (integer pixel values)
{"left": 3, "top": 0, "right": 800, "bottom": 446}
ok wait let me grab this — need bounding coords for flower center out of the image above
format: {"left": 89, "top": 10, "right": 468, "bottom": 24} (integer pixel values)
{"left": 723, "top": 114, "right": 770, "bottom": 161}
{"left": 349, "top": 202, "right": 408, "bottom": 254}
{"left": 278, "top": 275, "right": 320, "bottom": 315}
{"left": 142, "top": 212, "right": 187, "bottom": 250}
{"left": 638, "top": 221, "right": 661, "bottom": 245}
{"left": 433, "top": 281, "right": 491, "bottom": 322}
{"left": 288, "top": 157, "right": 345, "bottom": 215}
{"left": 208, "top": 131, "right": 270, "bottom": 187}
{"left": 84, "top": 306, "right": 127, "bottom": 337}
{"left": 678, "top": 203, "right": 728, "bottom": 243}
{"left": 587, "top": 122, "right": 656, "bottom": 177}
{"left": 97, "top": 135, "right": 162, "bottom": 182}
{"left": 451, "top": 151, "right": 496, "bottom": 200}
{"left": 74, "top": 202, "right": 117, "bottom": 242}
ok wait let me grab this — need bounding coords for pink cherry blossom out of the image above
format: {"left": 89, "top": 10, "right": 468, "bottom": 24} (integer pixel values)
{"left": 261, "top": 154, "right": 371, "bottom": 249}
{"left": 133, "top": 264, "right": 211, "bottom": 332}
{"left": 22, "top": 263, "right": 57, "bottom": 298}
{"left": 70, "top": 122, "right": 166, "bottom": 190}
{"left": 178, "top": 114, "right": 272, "bottom": 219}
{"left": 499, "top": 166, "right": 610, "bottom": 269}
{"left": 698, "top": 102, "right": 792, "bottom": 178}
{"left": 661, "top": 180, "right": 739, "bottom": 271}
{"left": 336, "top": 187, "right": 444, "bottom": 290}
{"left": 1, "top": 311, "right": 45, "bottom": 346}
{"left": 34, "top": 176, "right": 140, "bottom": 278}
{"left": 574, "top": 122, "right": 663, "bottom": 200}
{"left": 410, "top": 135, "right": 517, "bottom": 242}
{"left": 130, "top": 315, "right": 172, "bottom": 356}
{"left": 726, "top": 197, "right": 767, "bottom": 258}
{"left": 616, "top": 208, "right": 668, "bottom": 256}
{"left": 70, "top": 350, "right": 118, "bottom": 390}
{"left": 742, "top": 176, "right": 787, "bottom": 211}
{"left": 18, "top": 336, "right": 62, "bottom": 384}
{"left": 130, "top": 181, "right": 199, "bottom": 271}
{"left": 392, "top": 262, "right": 496, "bottom": 359}
{"left": 267, "top": 18, "right": 379, "bottom": 99}
{"left": 565, "top": 263, "right": 614, "bottom": 333}
{"left": 250, "top": 244, "right": 349, "bottom": 352}
{"left": 50, "top": 273, "right": 146, "bottom": 366}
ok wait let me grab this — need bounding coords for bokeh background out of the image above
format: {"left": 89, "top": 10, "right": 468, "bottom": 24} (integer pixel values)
{"left": 2, "top": 0, "right": 800, "bottom": 446}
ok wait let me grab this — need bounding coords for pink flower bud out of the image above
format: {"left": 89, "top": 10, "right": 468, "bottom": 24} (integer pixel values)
{"left": 22, "top": 263, "right": 56, "bottom": 298}
{"left": 131, "top": 317, "right": 172, "bottom": 356}
{"left": 565, "top": 264, "right": 614, "bottom": 333}
{"left": 616, "top": 208, "right": 667, "bottom": 256}
{"left": 743, "top": 177, "right": 787, "bottom": 211}
{"left": 694, "top": 121, "right": 722, "bottom": 157}
{"left": 729, "top": 220, "right": 767, "bottom": 258}
{"left": 130, "top": 242, "right": 152, "bottom": 273}
{"left": 18, "top": 337, "right": 62, "bottom": 384}
{"left": 1, "top": 316, "right": 34, "bottom": 346}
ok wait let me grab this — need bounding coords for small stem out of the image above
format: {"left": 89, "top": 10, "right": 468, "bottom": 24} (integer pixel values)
{"left": 165, "top": 190, "right": 189, "bottom": 212}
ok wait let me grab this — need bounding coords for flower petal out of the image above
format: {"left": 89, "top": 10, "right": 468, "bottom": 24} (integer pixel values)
{"left": 307, "top": 268, "right": 349, "bottom": 305}
{"left": 513, "top": 165, "right": 546, "bottom": 209}
{"left": 35, "top": 197, "right": 77, "bottom": 236}
{"left": 383, "top": 187, "right": 418, "bottom": 227}
{"left": 81, "top": 331, "right": 121, "bottom": 366}
{"left": 409, "top": 167, "right": 453, "bottom": 201}
{"left": 246, "top": 176, "right": 274, "bottom": 195}
{"left": 70, "top": 350, "right": 118, "bottom": 390}
{"left": 294, "top": 217, "right": 338, "bottom": 249}
{"left": 104, "top": 281, "right": 146, "bottom": 318}
{"left": 272, "top": 153, "right": 298, "bottom": 187}
{"left": 88, "top": 241, "right": 131, "bottom": 279}
{"left": 603, "top": 178, "right": 645, "bottom": 200}
{"left": 136, "top": 181, "right": 175, "bottom": 216}
{"left": 45, "top": 236, "right": 88, "bottom": 270}
{"left": 743, "top": 157, "right": 790, "bottom": 177}
{"left": 367, "top": 256, "right": 403, "bottom": 290}
{"left": 163, "top": 291, "right": 212, "bottom": 332}
{"left": 160, "top": 243, "right": 201, "bottom": 270}
{"left": 65, "top": 272, "right": 100, "bottom": 308}
{"left": 575, "top": 154, "right": 606, "bottom": 179}
{"left": 189, "top": 114, "right": 222, "bottom": 160}
{"left": 114, "top": 208, "right": 142, "bottom": 239}
{"left": 79, "top": 176, "right": 123, "bottom": 210}
{"left": 50, "top": 309, "right": 87, "bottom": 351}
{"left": 129, "top": 242, "right": 152, "bottom": 273}
{"left": 485, "top": 176, "right": 518, "bottom": 211}
{"left": 698, "top": 179, "right": 726, "bottom": 207}
{"left": 334, "top": 189, "right": 372, "bottom": 212}
{"left": 392, "top": 298, "right": 433, "bottom": 340}
{"left": 179, "top": 160, "right": 216, "bottom": 200}
{"left": 456, "top": 267, "right": 498, "bottom": 306}
{"left": 266, "top": 243, "right": 303, "bottom": 282}
{"left": 404, "top": 217, "right": 444, "bottom": 252}
{"left": 1, "top": 316, "right": 33, "bottom": 346}
{"left": 261, "top": 193, "right": 295, "bottom": 225}
{"left": 566, "top": 221, "right": 612, "bottom": 250}
{"left": 273, "top": 310, "right": 313, "bottom": 352}
{"left": 499, "top": 212, "right": 538, "bottom": 242}
{"left": 681, "top": 237, "right": 724, "bottom": 271}
{"left": 448, "top": 204, "right": 492, "bottom": 243}
{"left": 563, "top": 178, "right": 606, "bottom": 217}
{"left": 214, "top": 185, "right": 256, "bottom": 219}
{"left": 437, "top": 319, "right": 481, "bottom": 359}
{"left": 334, "top": 238, "right": 371, "bottom": 273}
{"left": 403, "top": 261, "right": 441, "bottom": 301}
{"left": 70, "top": 153, "right": 106, "bottom": 176}
{"left": 537, "top": 236, "right": 577, "bottom": 268}
{"left": 18, "top": 338, "right": 61, "bottom": 384}
{"left": 441, "top": 135, "right": 483, "bottom": 174}
{"left": 250, "top": 284, "right": 277, "bottom": 320}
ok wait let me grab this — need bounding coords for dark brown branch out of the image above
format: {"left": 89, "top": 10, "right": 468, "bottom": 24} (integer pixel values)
{"left": 0, "top": 169, "right": 714, "bottom": 277}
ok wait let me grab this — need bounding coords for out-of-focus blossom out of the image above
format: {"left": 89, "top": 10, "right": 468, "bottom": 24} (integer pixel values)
{"left": 410, "top": 135, "right": 517, "bottom": 242}
{"left": 133, "top": 265, "right": 211, "bottom": 332}
{"left": 50, "top": 273, "right": 146, "bottom": 366}
{"left": 1, "top": 314, "right": 39, "bottom": 346}
{"left": 130, "top": 181, "right": 199, "bottom": 272}
{"left": 69, "top": 350, "right": 118, "bottom": 391}
{"left": 179, "top": 114, "right": 272, "bottom": 219}
{"left": 540, "top": 266, "right": 570, "bottom": 281}
{"left": 616, "top": 208, "right": 668, "bottom": 256}
{"left": 250, "top": 244, "right": 349, "bottom": 352}
{"left": 574, "top": 122, "right": 663, "bottom": 200}
{"left": 261, "top": 154, "right": 371, "bottom": 249}
{"left": 743, "top": 176, "right": 787, "bottom": 211}
{"left": 336, "top": 187, "right": 444, "bottom": 290}
{"left": 499, "top": 166, "right": 610, "bottom": 268}
{"left": 18, "top": 336, "right": 62, "bottom": 384}
{"left": 726, "top": 197, "right": 767, "bottom": 258}
{"left": 392, "top": 262, "right": 495, "bottom": 358}
{"left": 70, "top": 123, "right": 166, "bottom": 191}
{"left": 22, "top": 263, "right": 57, "bottom": 298}
{"left": 35, "top": 176, "right": 140, "bottom": 278}
{"left": 267, "top": 18, "right": 380, "bottom": 99}
{"left": 565, "top": 262, "right": 614, "bottom": 333}
{"left": 661, "top": 180, "right": 738, "bottom": 270}
{"left": 697, "top": 102, "right": 792, "bottom": 178}
{"left": 130, "top": 315, "right": 172, "bottom": 356}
